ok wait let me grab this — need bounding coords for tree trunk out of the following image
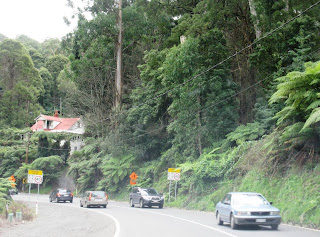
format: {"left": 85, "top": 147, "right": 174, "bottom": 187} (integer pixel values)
{"left": 248, "top": 0, "right": 262, "bottom": 39}
{"left": 197, "top": 96, "right": 203, "bottom": 156}
{"left": 284, "top": 0, "right": 289, "bottom": 12}
{"left": 115, "top": 0, "right": 123, "bottom": 109}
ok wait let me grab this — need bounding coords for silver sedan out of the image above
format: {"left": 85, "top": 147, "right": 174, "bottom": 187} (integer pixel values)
{"left": 215, "top": 192, "right": 281, "bottom": 230}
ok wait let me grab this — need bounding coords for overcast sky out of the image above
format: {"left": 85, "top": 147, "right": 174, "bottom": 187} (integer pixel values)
{"left": 0, "top": 0, "right": 82, "bottom": 42}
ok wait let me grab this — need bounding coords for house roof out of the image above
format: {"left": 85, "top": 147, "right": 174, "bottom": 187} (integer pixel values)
{"left": 31, "top": 114, "right": 82, "bottom": 132}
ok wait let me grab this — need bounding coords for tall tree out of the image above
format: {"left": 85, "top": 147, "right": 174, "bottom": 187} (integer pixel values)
{"left": 0, "top": 39, "right": 44, "bottom": 127}
{"left": 45, "top": 54, "right": 69, "bottom": 110}
{"left": 115, "top": 0, "right": 123, "bottom": 109}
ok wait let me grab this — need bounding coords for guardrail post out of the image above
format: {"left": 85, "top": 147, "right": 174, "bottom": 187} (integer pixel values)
{"left": 8, "top": 213, "right": 13, "bottom": 222}
{"left": 16, "top": 211, "right": 22, "bottom": 222}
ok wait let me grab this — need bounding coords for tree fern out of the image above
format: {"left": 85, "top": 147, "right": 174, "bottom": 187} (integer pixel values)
{"left": 302, "top": 108, "right": 320, "bottom": 131}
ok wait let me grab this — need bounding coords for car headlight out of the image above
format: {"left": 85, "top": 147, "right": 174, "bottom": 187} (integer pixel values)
{"left": 270, "top": 211, "right": 280, "bottom": 215}
{"left": 235, "top": 211, "right": 250, "bottom": 216}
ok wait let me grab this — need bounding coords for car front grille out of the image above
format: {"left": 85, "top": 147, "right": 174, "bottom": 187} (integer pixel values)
{"left": 152, "top": 197, "right": 160, "bottom": 200}
{"left": 251, "top": 212, "right": 270, "bottom": 216}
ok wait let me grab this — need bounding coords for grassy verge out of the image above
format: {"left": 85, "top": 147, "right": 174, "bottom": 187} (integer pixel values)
{"left": 22, "top": 184, "right": 52, "bottom": 195}
{"left": 165, "top": 164, "right": 320, "bottom": 229}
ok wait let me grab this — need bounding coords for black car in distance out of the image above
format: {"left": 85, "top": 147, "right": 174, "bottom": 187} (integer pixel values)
{"left": 129, "top": 187, "right": 164, "bottom": 208}
{"left": 49, "top": 188, "right": 73, "bottom": 203}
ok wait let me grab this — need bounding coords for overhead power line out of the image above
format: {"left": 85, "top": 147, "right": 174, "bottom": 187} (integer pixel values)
{"left": 118, "top": 47, "right": 320, "bottom": 144}
{"left": 88, "top": 1, "right": 320, "bottom": 128}
{"left": 137, "top": 0, "right": 320, "bottom": 108}
{"left": 31, "top": 2, "right": 320, "bottom": 150}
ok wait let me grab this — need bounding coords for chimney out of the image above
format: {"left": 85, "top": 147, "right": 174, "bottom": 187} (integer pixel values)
{"left": 54, "top": 110, "right": 59, "bottom": 118}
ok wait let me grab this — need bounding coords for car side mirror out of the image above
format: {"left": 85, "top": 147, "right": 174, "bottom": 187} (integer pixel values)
{"left": 270, "top": 202, "right": 273, "bottom": 205}
{"left": 159, "top": 193, "right": 163, "bottom": 196}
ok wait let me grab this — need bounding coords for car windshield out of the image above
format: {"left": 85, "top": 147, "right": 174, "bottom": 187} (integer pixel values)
{"left": 92, "top": 191, "right": 105, "bottom": 198}
{"left": 59, "top": 189, "right": 70, "bottom": 194}
{"left": 141, "top": 188, "right": 158, "bottom": 195}
{"left": 232, "top": 194, "right": 269, "bottom": 206}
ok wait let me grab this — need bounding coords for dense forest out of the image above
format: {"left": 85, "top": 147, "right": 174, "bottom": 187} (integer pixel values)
{"left": 1, "top": 0, "right": 320, "bottom": 227}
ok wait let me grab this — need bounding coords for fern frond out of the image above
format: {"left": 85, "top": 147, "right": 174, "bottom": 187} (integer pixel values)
{"left": 306, "top": 100, "right": 320, "bottom": 111}
{"left": 275, "top": 106, "right": 295, "bottom": 125}
{"left": 302, "top": 108, "right": 320, "bottom": 130}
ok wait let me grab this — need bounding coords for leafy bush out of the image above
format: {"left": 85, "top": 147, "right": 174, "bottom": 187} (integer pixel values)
{"left": 8, "top": 201, "right": 35, "bottom": 221}
{"left": 0, "top": 178, "right": 11, "bottom": 212}
{"left": 98, "top": 154, "right": 136, "bottom": 193}
{"left": 226, "top": 122, "right": 265, "bottom": 145}
{"left": 30, "top": 156, "right": 64, "bottom": 186}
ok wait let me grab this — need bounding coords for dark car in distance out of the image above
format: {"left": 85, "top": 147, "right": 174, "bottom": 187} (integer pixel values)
{"left": 215, "top": 192, "right": 281, "bottom": 230}
{"left": 129, "top": 187, "right": 164, "bottom": 208}
{"left": 49, "top": 188, "right": 73, "bottom": 203}
{"left": 8, "top": 188, "right": 18, "bottom": 195}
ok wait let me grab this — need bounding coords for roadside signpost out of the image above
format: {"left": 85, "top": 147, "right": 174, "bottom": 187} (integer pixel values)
{"left": 129, "top": 172, "right": 138, "bottom": 185}
{"left": 28, "top": 170, "right": 43, "bottom": 215}
{"left": 8, "top": 175, "right": 16, "bottom": 187}
{"left": 168, "top": 168, "right": 180, "bottom": 202}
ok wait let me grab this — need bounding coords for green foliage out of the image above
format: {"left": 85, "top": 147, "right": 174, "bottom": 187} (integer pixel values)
{"left": 0, "top": 39, "right": 44, "bottom": 127}
{"left": 237, "top": 167, "right": 320, "bottom": 227}
{"left": 176, "top": 142, "right": 251, "bottom": 195}
{"left": 30, "top": 156, "right": 63, "bottom": 187}
{"left": 38, "top": 67, "right": 54, "bottom": 112}
{"left": 32, "top": 132, "right": 70, "bottom": 159}
{"left": 98, "top": 154, "right": 136, "bottom": 192}
{"left": 7, "top": 200, "right": 35, "bottom": 221}
{"left": 226, "top": 122, "right": 266, "bottom": 145}
{"left": 0, "top": 146, "right": 26, "bottom": 177}
{"left": 67, "top": 138, "right": 104, "bottom": 191}
{"left": 0, "top": 178, "right": 11, "bottom": 211}
{"left": 1, "top": 0, "right": 320, "bottom": 229}
{"left": 270, "top": 61, "right": 320, "bottom": 153}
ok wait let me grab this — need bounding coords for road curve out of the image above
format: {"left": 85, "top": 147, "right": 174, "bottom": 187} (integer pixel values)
{"left": 3, "top": 193, "right": 320, "bottom": 237}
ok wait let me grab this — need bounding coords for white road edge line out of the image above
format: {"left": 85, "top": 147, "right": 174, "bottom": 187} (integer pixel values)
{"left": 113, "top": 205, "right": 237, "bottom": 237}
{"left": 24, "top": 198, "right": 121, "bottom": 237}
{"left": 82, "top": 208, "right": 121, "bottom": 237}
{"left": 282, "top": 224, "right": 320, "bottom": 232}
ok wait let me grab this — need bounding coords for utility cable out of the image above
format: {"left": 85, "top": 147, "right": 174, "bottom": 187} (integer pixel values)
{"left": 136, "top": 0, "right": 320, "bottom": 108}
{"left": 87, "top": 0, "right": 320, "bottom": 128}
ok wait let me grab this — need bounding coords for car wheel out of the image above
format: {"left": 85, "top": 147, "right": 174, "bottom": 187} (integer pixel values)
{"left": 103, "top": 205, "right": 107, "bottom": 208}
{"left": 216, "top": 212, "right": 223, "bottom": 225}
{"left": 271, "top": 224, "right": 279, "bottom": 230}
{"left": 70, "top": 199, "right": 73, "bottom": 203}
{"left": 159, "top": 204, "right": 163, "bottom": 209}
{"left": 80, "top": 201, "right": 83, "bottom": 207}
{"left": 130, "top": 199, "right": 134, "bottom": 207}
{"left": 49, "top": 197, "right": 52, "bottom": 202}
{"left": 139, "top": 199, "right": 144, "bottom": 208}
{"left": 230, "top": 214, "right": 238, "bottom": 229}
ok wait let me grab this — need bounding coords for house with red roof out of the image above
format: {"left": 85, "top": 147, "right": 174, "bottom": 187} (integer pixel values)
{"left": 31, "top": 111, "right": 85, "bottom": 154}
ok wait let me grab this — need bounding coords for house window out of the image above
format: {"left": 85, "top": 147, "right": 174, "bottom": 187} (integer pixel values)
{"left": 74, "top": 147, "right": 77, "bottom": 151}
{"left": 46, "top": 120, "right": 52, "bottom": 129}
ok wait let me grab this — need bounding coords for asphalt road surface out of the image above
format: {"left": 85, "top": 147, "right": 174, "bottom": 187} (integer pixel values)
{"left": 2, "top": 193, "right": 320, "bottom": 237}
